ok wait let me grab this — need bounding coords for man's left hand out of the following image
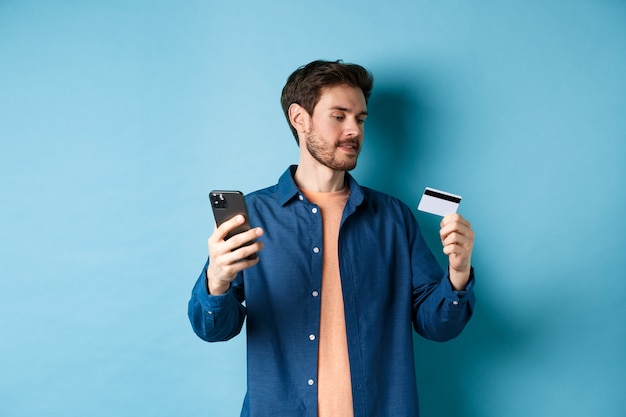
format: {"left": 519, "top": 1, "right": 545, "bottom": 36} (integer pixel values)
{"left": 440, "top": 213, "right": 474, "bottom": 290}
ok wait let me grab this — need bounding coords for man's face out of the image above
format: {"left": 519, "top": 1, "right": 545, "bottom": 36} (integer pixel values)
{"left": 303, "top": 84, "right": 368, "bottom": 172}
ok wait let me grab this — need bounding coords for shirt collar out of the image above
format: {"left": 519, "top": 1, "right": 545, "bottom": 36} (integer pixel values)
{"left": 277, "top": 165, "right": 366, "bottom": 208}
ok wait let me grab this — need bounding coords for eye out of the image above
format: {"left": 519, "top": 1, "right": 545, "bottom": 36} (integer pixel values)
{"left": 357, "top": 118, "right": 366, "bottom": 125}
{"left": 333, "top": 114, "right": 345, "bottom": 121}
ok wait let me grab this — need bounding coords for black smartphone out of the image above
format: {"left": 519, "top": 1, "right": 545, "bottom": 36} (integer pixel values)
{"left": 209, "top": 190, "right": 257, "bottom": 260}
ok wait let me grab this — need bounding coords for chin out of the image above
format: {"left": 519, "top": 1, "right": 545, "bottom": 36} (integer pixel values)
{"left": 333, "top": 160, "right": 358, "bottom": 172}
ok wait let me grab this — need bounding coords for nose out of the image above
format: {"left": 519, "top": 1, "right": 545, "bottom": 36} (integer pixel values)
{"left": 345, "top": 117, "right": 362, "bottom": 138}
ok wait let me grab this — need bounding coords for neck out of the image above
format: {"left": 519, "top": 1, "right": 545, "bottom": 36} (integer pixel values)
{"left": 294, "top": 158, "right": 346, "bottom": 192}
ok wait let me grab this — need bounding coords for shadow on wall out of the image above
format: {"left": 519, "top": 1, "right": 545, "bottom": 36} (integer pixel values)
{"left": 356, "top": 83, "right": 430, "bottom": 198}
{"left": 361, "top": 82, "right": 533, "bottom": 417}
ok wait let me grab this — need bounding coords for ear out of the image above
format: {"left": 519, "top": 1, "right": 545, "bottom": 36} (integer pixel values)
{"left": 288, "top": 103, "right": 311, "bottom": 135}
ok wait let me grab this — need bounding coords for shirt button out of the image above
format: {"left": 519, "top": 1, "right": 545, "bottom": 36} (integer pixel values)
{"left": 312, "top": 291, "right": 319, "bottom": 297}
{"left": 313, "top": 247, "right": 320, "bottom": 254}
{"left": 308, "top": 379, "right": 315, "bottom": 386}
{"left": 311, "top": 207, "right": 318, "bottom": 214}
{"left": 452, "top": 301, "right": 459, "bottom": 305}
{"left": 299, "top": 195, "right": 304, "bottom": 201}
{"left": 309, "top": 334, "right": 316, "bottom": 341}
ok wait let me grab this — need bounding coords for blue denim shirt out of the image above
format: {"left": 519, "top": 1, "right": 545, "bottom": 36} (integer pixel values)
{"left": 188, "top": 166, "right": 475, "bottom": 417}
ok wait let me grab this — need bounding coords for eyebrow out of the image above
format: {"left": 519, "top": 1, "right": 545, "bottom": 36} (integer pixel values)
{"left": 330, "top": 106, "right": 369, "bottom": 116}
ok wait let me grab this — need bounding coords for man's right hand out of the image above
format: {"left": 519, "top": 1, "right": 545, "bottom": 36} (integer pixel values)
{"left": 206, "top": 215, "right": 264, "bottom": 295}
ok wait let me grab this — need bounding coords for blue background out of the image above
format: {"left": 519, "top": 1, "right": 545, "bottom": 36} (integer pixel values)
{"left": 1, "top": 1, "right": 625, "bottom": 416}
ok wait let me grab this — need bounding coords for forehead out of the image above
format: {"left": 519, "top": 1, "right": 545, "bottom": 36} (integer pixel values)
{"left": 316, "top": 84, "right": 367, "bottom": 112}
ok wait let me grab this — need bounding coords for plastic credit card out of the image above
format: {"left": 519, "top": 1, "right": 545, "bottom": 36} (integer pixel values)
{"left": 417, "top": 187, "right": 462, "bottom": 216}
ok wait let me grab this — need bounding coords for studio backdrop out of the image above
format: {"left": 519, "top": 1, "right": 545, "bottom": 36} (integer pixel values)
{"left": 1, "top": 1, "right": 624, "bottom": 416}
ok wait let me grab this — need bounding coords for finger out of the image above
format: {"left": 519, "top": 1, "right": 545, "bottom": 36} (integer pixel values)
{"left": 208, "top": 238, "right": 262, "bottom": 275}
{"left": 213, "top": 215, "right": 247, "bottom": 241}
{"left": 230, "top": 240, "right": 264, "bottom": 262}
{"left": 442, "top": 231, "right": 473, "bottom": 248}
{"left": 223, "top": 227, "right": 264, "bottom": 251}
{"left": 440, "top": 226, "right": 474, "bottom": 246}
{"left": 440, "top": 218, "right": 474, "bottom": 241}
{"left": 440, "top": 213, "right": 471, "bottom": 229}
{"left": 214, "top": 243, "right": 263, "bottom": 280}
{"left": 208, "top": 259, "right": 244, "bottom": 287}
{"left": 442, "top": 243, "right": 472, "bottom": 266}
{"left": 442, "top": 240, "right": 471, "bottom": 256}
{"left": 213, "top": 228, "right": 263, "bottom": 264}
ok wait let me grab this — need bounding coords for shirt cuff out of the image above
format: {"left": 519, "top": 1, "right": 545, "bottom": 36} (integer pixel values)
{"left": 444, "top": 266, "right": 475, "bottom": 304}
{"left": 197, "top": 269, "right": 237, "bottom": 311}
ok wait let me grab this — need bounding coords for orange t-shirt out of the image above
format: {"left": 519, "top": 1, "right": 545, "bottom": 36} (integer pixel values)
{"left": 300, "top": 186, "right": 353, "bottom": 417}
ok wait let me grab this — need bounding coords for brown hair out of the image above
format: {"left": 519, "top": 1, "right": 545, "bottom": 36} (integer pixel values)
{"left": 280, "top": 60, "right": 374, "bottom": 144}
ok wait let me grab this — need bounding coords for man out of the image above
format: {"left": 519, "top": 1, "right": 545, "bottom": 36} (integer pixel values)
{"left": 188, "top": 60, "right": 476, "bottom": 417}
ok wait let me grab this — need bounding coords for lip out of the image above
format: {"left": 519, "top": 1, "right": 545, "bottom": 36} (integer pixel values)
{"left": 337, "top": 142, "right": 359, "bottom": 155}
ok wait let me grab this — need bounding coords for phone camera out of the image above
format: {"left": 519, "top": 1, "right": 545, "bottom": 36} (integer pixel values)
{"left": 211, "top": 193, "right": 228, "bottom": 209}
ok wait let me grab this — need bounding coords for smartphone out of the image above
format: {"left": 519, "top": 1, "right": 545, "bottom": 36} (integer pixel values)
{"left": 209, "top": 190, "right": 257, "bottom": 260}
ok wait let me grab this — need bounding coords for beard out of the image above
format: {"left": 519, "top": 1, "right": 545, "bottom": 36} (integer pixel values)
{"left": 305, "top": 132, "right": 361, "bottom": 172}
